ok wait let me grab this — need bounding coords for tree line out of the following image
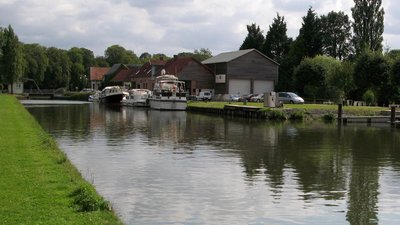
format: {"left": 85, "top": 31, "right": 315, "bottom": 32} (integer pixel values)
{"left": 0, "top": 25, "right": 212, "bottom": 93}
{"left": 240, "top": 0, "right": 400, "bottom": 105}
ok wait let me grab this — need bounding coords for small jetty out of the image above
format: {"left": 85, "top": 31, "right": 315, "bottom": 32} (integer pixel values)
{"left": 187, "top": 104, "right": 263, "bottom": 118}
{"left": 338, "top": 104, "right": 400, "bottom": 126}
{"left": 223, "top": 104, "right": 262, "bottom": 118}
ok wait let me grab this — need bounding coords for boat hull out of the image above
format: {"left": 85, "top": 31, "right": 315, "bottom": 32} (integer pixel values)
{"left": 100, "top": 93, "right": 124, "bottom": 103}
{"left": 149, "top": 98, "right": 187, "bottom": 110}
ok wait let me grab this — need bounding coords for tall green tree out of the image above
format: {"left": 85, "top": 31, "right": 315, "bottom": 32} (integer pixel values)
{"left": 326, "top": 60, "right": 355, "bottom": 101}
{"left": 390, "top": 58, "right": 400, "bottom": 102}
{"left": 139, "top": 52, "right": 152, "bottom": 62}
{"left": 293, "top": 55, "right": 342, "bottom": 100}
{"left": 297, "top": 7, "right": 323, "bottom": 58}
{"left": 262, "top": 13, "right": 290, "bottom": 63}
{"left": 240, "top": 23, "right": 265, "bottom": 51}
{"left": 79, "top": 48, "right": 95, "bottom": 69}
{"left": 0, "top": 25, "right": 24, "bottom": 94}
{"left": 104, "top": 45, "right": 139, "bottom": 66}
{"left": 353, "top": 50, "right": 389, "bottom": 105}
{"left": 95, "top": 56, "right": 109, "bottom": 67}
{"left": 351, "top": 0, "right": 384, "bottom": 53}
{"left": 0, "top": 26, "right": 4, "bottom": 84}
{"left": 68, "top": 47, "right": 85, "bottom": 91}
{"left": 176, "top": 48, "right": 212, "bottom": 61}
{"left": 194, "top": 48, "right": 213, "bottom": 61}
{"left": 152, "top": 53, "right": 169, "bottom": 60}
{"left": 320, "top": 11, "right": 352, "bottom": 60}
{"left": 23, "top": 43, "right": 49, "bottom": 85}
{"left": 44, "top": 47, "right": 71, "bottom": 89}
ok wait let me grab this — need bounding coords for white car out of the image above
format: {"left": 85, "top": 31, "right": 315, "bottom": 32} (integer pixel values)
{"left": 196, "top": 91, "right": 212, "bottom": 101}
{"left": 278, "top": 92, "right": 304, "bottom": 104}
{"left": 229, "top": 94, "right": 240, "bottom": 101}
{"left": 250, "top": 93, "right": 264, "bottom": 102}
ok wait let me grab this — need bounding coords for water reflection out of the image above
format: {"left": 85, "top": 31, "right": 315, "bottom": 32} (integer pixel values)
{"left": 26, "top": 103, "right": 400, "bottom": 224}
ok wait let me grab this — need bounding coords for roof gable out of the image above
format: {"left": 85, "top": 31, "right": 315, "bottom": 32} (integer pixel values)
{"left": 135, "top": 60, "right": 167, "bottom": 78}
{"left": 111, "top": 66, "right": 140, "bottom": 82}
{"left": 90, "top": 67, "right": 110, "bottom": 81}
{"left": 202, "top": 49, "right": 279, "bottom": 65}
{"left": 157, "top": 57, "right": 191, "bottom": 76}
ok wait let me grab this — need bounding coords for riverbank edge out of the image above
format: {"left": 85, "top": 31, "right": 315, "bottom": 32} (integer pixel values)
{"left": 187, "top": 102, "right": 385, "bottom": 121}
{"left": 0, "top": 95, "right": 123, "bottom": 224}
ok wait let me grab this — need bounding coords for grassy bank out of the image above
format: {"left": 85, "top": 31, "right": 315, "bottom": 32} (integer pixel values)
{"left": 188, "top": 101, "right": 386, "bottom": 119}
{"left": 0, "top": 95, "right": 122, "bottom": 224}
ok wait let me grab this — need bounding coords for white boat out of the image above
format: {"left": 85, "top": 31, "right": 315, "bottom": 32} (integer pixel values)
{"left": 122, "top": 89, "right": 152, "bottom": 107}
{"left": 88, "top": 91, "right": 101, "bottom": 102}
{"left": 99, "top": 86, "right": 125, "bottom": 103}
{"left": 149, "top": 74, "right": 187, "bottom": 110}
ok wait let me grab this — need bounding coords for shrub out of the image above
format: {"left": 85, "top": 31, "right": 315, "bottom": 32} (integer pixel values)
{"left": 322, "top": 113, "right": 335, "bottom": 122}
{"left": 289, "top": 111, "right": 304, "bottom": 121}
{"left": 267, "top": 110, "right": 287, "bottom": 121}
{"left": 362, "top": 89, "right": 376, "bottom": 106}
{"left": 69, "top": 185, "right": 110, "bottom": 212}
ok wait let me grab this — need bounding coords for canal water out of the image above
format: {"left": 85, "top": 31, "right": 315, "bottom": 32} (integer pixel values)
{"left": 26, "top": 103, "right": 400, "bottom": 225}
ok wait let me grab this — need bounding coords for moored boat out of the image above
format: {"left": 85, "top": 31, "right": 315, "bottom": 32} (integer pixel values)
{"left": 88, "top": 90, "right": 101, "bottom": 102}
{"left": 122, "top": 89, "right": 152, "bottom": 107}
{"left": 149, "top": 74, "right": 187, "bottom": 110}
{"left": 99, "top": 86, "right": 125, "bottom": 103}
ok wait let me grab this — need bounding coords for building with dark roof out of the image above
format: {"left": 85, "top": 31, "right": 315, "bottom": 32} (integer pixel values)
{"left": 109, "top": 66, "right": 140, "bottom": 89}
{"left": 202, "top": 49, "right": 279, "bottom": 95}
{"left": 132, "top": 60, "right": 166, "bottom": 90}
{"left": 132, "top": 57, "right": 215, "bottom": 95}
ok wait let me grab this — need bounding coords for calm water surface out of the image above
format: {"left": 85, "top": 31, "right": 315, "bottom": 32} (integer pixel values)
{"left": 26, "top": 103, "right": 400, "bottom": 225}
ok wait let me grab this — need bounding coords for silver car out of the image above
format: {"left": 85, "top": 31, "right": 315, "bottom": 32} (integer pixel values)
{"left": 278, "top": 92, "right": 304, "bottom": 104}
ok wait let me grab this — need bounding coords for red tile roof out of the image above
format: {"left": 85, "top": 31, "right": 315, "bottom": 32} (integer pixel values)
{"left": 90, "top": 67, "right": 110, "bottom": 81}
{"left": 111, "top": 66, "right": 140, "bottom": 82}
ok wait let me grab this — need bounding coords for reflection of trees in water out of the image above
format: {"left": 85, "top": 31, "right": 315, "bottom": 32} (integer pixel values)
{"left": 181, "top": 115, "right": 400, "bottom": 224}
{"left": 29, "top": 106, "right": 400, "bottom": 223}
{"left": 27, "top": 104, "right": 91, "bottom": 139}
{"left": 345, "top": 128, "right": 382, "bottom": 225}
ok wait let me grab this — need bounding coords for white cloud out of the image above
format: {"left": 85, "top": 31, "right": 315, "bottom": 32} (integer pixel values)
{"left": 0, "top": 0, "right": 399, "bottom": 57}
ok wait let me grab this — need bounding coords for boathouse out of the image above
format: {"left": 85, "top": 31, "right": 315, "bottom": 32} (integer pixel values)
{"left": 202, "top": 49, "right": 279, "bottom": 95}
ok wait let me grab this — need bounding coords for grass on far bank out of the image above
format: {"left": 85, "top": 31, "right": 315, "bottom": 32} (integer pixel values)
{"left": 0, "top": 95, "right": 122, "bottom": 224}
{"left": 188, "top": 100, "right": 386, "bottom": 117}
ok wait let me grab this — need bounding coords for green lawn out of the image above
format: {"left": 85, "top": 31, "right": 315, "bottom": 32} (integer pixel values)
{"left": 188, "top": 101, "right": 386, "bottom": 116}
{"left": 0, "top": 95, "right": 122, "bottom": 224}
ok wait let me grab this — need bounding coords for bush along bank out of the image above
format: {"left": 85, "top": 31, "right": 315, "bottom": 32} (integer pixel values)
{"left": 0, "top": 95, "right": 122, "bottom": 225}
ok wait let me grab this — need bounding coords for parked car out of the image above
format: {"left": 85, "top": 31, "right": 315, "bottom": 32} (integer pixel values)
{"left": 196, "top": 91, "right": 212, "bottom": 101}
{"left": 80, "top": 88, "right": 95, "bottom": 93}
{"left": 229, "top": 94, "right": 240, "bottom": 102}
{"left": 250, "top": 93, "right": 264, "bottom": 102}
{"left": 278, "top": 92, "right": 304, "bottom": 104}
{"left": 240, "top": 93, "right": 256, "bottom": 102}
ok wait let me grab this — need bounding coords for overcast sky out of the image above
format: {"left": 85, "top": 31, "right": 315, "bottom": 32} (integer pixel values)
{"left": 1, "top": 0, "right": 399, "bottom": 57}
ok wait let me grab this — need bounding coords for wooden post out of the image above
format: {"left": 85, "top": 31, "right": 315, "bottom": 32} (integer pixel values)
{"left": 338, "top": 104, "right": 343, "bottom": 123}
{"left": 391, "top": 106, "right": 396, "bottom": 126}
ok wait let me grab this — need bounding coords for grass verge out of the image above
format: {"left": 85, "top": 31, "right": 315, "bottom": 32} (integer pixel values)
{"left": 188, "top": 101, "right": 385, "bottom": 119}
{"left": 0, "top": 95, "right": 122, "bottom": 224}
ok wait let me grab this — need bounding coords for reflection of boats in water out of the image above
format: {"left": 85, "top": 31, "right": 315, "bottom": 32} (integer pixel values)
{"left": 148, "top": 110, "right": 187, "bottom": 142}
{"left": 88, "top": 91, "right": 101, "bottom": 102}
{"left": 99, "top": 86, "right": 124, "bottom": 103}
{"left": 122, "top": 89, "right": 151, "bottom": 107}
{"left": 149, "top": 74, "right": 187, "bottom": 110}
